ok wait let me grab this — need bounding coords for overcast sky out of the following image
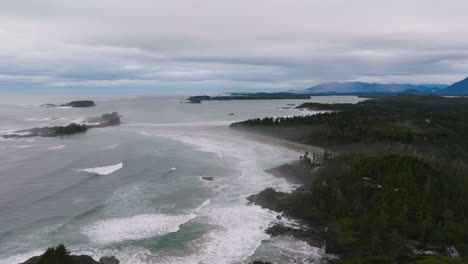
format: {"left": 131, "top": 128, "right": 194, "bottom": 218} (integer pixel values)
{"left": 1, "top": 0, "right": 468, "bottom": 92}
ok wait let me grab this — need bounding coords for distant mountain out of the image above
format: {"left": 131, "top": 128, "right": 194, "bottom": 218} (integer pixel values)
{"left": 438, "top": 77, "right": 468, "bottom": 95}
{"left": 304, "top": 82, "right": 443, "bottom": 94}
{"left": 420, "top": 84, "right": 449, "bottom": 89}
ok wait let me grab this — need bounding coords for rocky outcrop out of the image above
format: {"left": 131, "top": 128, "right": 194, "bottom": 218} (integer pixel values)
{"left": 265, "top": 161, "right": 321, "bottom": 185}
{"left": 20, "top": 254, "right": 118, "bottom": 264}
{"left": 2, "top": 113, "right": 121, "bottom": 139}
{"left": 247, "top": 188, "right": 346, "bottom": 256}
{"left": 86, "top": 112, "right": 121, "bottom": 128}
{"left": 99, "top": 256, "right": 120, "bottom": 264}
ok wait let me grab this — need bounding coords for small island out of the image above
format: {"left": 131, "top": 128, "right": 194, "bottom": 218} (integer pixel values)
{"left": 41, "top": 100, "right": 96, "bottom": 108}
{"left": 186, "top": 93, "right": 311, "bottom": 103}
{"left": 3, "top": 112, "right": 121, "bottom": 139}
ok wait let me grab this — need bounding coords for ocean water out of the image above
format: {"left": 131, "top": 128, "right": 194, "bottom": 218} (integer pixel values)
{"left": 0, "top": 95, "right": 365, "bottom": 264}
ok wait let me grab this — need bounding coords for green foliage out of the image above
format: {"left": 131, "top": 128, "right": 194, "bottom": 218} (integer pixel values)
{"left": 233, "top": 94, "right": 468, "bottom": 259}
{"left": 53, "top": 123, "right": 87, "bottom": 135}
{"left": 282, "top": 154, "right": 468, "bottom": 257}
{"left": 231, "top": 94, "right": 468, "bottom": 160}
{"left": 37, "top": 244, "right": 76, "bottom": 264}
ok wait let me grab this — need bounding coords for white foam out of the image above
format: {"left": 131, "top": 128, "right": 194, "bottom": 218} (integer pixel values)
{"left": 150, "top": 205, "right": 274, "bottom": 264}
{"left": 251, "top": 235, "right": 334, "bottom": 264}
{"left": 48, "top": 144, "right": 66, "bottom": 150}
{"left": 25, "top": 117, "right": 61, "bottom": 122}
{"left": 77, "top": 163, "right": 123, "bottom": 175}
{"left": 135, "top": 129, "right": 303, "bottom": 263}
{"left": 82, "top": 213, "right": 197, "bottom": 244}
{"left": 99, "top": 144, "right": 120, "bottom": 150}
{"left": 81, "top": 199, "right": 210, "bottom": 245}
{"left": 195, "top": 199, "right": 211, "bottom": 212}
{"left": 15, "top": 145, "right": 35, "bottom": 149}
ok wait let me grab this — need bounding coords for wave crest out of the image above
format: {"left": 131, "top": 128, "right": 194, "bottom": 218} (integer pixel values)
{"left": 77, "top": 163, "right": 123, "bottom": 175}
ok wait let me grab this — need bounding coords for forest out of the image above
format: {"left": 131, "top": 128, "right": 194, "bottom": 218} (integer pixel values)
{"left": 231, "top": 94, "right": 468, "bottom": 160}
{"left": 232, "top": 94, "right": 468, "bottom": 263}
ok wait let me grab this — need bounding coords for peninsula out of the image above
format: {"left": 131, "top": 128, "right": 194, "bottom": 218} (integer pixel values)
{"left": 232, "top": 94, "right": 468, "bottom": 264}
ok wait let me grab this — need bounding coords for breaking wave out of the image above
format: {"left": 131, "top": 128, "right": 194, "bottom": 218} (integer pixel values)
{"left": 77, "top": 163, "right": 123, "bottom": 175}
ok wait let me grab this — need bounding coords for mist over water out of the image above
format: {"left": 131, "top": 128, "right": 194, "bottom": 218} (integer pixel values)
{"left": 0, "top": 95, "right": 364, "bottom": 264}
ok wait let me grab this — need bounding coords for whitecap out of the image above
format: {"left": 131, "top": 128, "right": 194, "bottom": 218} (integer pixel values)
{"left": 48, "top": 144, "right": 66, "bottom": 150}
{"left": 77, "top": 163, "right": 123, "bottom": 175}
{"left": 25, "top": 117, "right": 60, "bottom": 122}
{"left": 15, "top": 145, "right": 35, "bottom": 149}
{"left": 99, "top": 144, "right": 119, "bottom": 150}
{"left": 195, "top": 199, "right": 210, "bottom": 212}
{"left": 82, "top": 213, "right": 196, "bottom": 244}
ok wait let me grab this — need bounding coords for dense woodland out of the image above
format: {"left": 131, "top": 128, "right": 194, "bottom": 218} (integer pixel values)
{"left": 301, "top": 155, "right": 466, "bottom": 254}
{"left": 232, "top": 94, "right": 468, "bottom": 160}
{"left": 232, "top": 95, "right": 468, "bottom": 263}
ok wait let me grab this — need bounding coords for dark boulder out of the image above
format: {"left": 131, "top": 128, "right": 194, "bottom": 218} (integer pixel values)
{"left": 99, "top": 256, "right": 120, "bottom": 264}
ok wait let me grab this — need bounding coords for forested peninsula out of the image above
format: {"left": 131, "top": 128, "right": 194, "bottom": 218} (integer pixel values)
{"left": 233, "top": 94, "right": 468, "bottom": 264}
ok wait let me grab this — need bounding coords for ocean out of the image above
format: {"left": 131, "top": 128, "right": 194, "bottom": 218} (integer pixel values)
{"left": 0, "top": 94, "right": 365, "bottom": 264}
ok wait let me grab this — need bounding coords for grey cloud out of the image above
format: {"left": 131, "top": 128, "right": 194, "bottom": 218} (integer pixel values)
{"left": 0, "top": 0, "right": 468, "bottom": 90}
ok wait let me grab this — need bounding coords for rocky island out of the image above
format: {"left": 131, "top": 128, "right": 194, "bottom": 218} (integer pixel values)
{"left": 2, "top": 112, "right": 121, "bottom": 139}
{"left": 42, "top": 100, "right": 96, "bottom": 108}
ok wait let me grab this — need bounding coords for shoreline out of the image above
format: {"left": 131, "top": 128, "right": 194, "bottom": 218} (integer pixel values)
{"left": 122, "top": 122, "right": 334, "bottom": 263}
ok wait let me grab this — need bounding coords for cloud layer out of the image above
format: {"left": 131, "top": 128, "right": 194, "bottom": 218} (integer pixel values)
{"left": 1, "top": 0, "right": 468, "bottom": 91}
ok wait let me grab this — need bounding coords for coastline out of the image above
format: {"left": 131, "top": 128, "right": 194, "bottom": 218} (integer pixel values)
{"left": 122, "top": 122, "right": 334, "bottom": 263}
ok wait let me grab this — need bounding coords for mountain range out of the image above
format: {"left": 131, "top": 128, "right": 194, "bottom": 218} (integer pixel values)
{"left": 304, "top": 82, "right": 447, "bottom": 94}
{"left": 303, "top": 77, "right": 468, "bottom": 95}
{"left": 437, "top": 77, "right": 468, "bottom": 95}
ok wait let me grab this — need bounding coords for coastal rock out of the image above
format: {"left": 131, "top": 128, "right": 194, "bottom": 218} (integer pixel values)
{"left": 264, "top": 161, "right": 320, "bottom": 185}
{"left": 19, "top": 256, "right": 39, "bottom": 264}
{"left": 86, "top": 112, "right": 122, "bottom": 127}
{"left": 202, "top": 176, "right": 215, "bottom": 181}
{"left": 248, "top": 188, "right": 346, "bottom": 256}
{"left": 99, "top": 256, "right": 120, "bottom": 264}
{"left": 20, "top": 255, "right": 100, "bottom": 264}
